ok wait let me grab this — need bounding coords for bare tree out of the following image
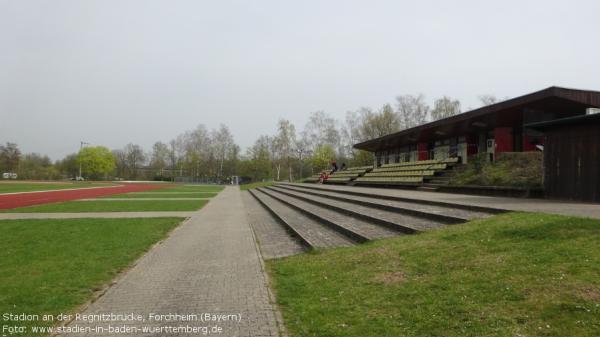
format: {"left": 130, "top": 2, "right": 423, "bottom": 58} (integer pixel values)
{"left": 150, "top": 141, "right": 170, "bottom": 176}
{"left": 395, "top": 94, "right": 429, "bottom": 128}
{"left": 478, "top": 94, "right": 498, "bottom": 106}
{"left": 112, "top": 149, "right": 128, "bottom": 178}
{"left": 273, "top": 119, "right": 297, "bottom": 181}
{"left": 168, "top": 139, "right": 180, "bottom": 177}
{"left": 301, "top": 111, "right": 341, "bottom": 154}
{"left": 340, "top": 110, "right": 363, "bottom": 159}
{"left": 340, "top": 106, "right": 400, "bottom": 165}
{"left": 359, "top": 104, "right": 402, "bottom": 140}
{"left": 212, "top": 124, "right": 235, "bottom": 179}
{"left": 123, "top": 143, "right": 146, "bottom": 179}
{"left": 0, "top": 142, "right": 21, "bottom": 172}
{"left": 431, "top": 96, "right": 461, "bottom": 120}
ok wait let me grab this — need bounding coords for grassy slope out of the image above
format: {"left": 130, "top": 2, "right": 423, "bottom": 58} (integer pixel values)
{"left": 0, "top": 200, "right": 208, "bottom": 212}
{"left": 0, "top": 217, "right": 183, "bottom": 336}
{"left": 269, "top": 213, "right": 600, "bottom": 337}
{"left": 0, "top": 182, "right": 113, "bottom": 194}
{"left": 451, "top": 153, "right": 543, "bottom": 188}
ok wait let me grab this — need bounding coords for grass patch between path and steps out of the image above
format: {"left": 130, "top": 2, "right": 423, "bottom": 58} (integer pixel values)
{"left": 0, "top": 200, "right": 209, "bottom": 212}
{"left": 0, "top": 217, "right": 183, "bottom": 336}
{"left": 268, "top": 212, "right": 600, "bottom": 337}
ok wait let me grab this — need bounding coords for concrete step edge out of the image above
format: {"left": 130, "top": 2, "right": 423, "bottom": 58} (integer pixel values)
{"left": 280, "top": 182, "right": 505, "bottom": 214}
{"left": 274, "top": 184, "right": 467, "bottom": 224}
{"left": 265, "top": 186, "right": 420, "bottom": 234}
{"left": 259, "top": 188, "right": 370, "bottom": 243}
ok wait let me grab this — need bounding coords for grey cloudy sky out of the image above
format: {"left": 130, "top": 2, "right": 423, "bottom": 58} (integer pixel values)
{"left": 1, "top": 0, "right": 599, "bottom": 160}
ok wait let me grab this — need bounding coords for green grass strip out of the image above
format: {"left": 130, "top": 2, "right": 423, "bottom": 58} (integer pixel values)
{"left": 156, "top": 185, "right": 225, "bottom": 193}
{"left": 0, "top": 217, "right": 183, "bottom": 336}
{"left": 97, "top": 192, "right": 218, "bottom": 199}
{"left": 269, "top": 212, "right": 600, "bottom": 337}
{"left": 1, "top": 200, "right": 208, "bottom": 213}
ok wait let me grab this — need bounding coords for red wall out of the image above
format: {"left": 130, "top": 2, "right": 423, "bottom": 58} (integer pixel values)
{"left": 466, "top": 134, "right": 478, "bottom": 155}
{"left": 523, "top": 134, "right": 545, "bottom": 151}
{"left": 417, "top": 142, "right": 428, "bottom": 160}
{"left": 494, "top": 127, "right": 513, "bottom": 153}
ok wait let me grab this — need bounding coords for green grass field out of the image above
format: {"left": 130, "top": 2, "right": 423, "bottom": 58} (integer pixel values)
{"left": 158, "top": 184, "right": 225, "bottom": 193}
{"left": 0, "top": 200, "right": 208, "bottom": 212}
{"left": 269, "top": 212, "right": 600, "bottom": 337}
{"left": 0, "top": 182, "right": 114, "bottom": 194}
{"left": 97, "top": 192, "right": 218, "bottom": 199}
{"left": 0, "top": 217, "right": 183, "bottom": 336}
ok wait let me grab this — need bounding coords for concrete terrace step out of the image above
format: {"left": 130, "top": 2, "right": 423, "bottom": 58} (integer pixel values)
{"left": 286, "top": 184, "right": 495, "bottom": 220}
{"left": 275, "top": 184, "right": 489, "bottom": 223}
{"left": 265, "top": 186, "right": 442, "bottom": 232}
{"left": 241, "top": 191, "right": 305, "bottom": 259}
{"left": 258, "top": 188, "right": 401, "bottom": 242}
{"left": 249, "top": 189, "right": 355, "bottom": 249}
{"left": 281, "top": 182, "right": 504, "bottom": 214}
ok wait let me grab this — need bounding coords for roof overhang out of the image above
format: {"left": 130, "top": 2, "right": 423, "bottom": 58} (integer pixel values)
{"left": 526, "top": 112, "right": 600, "bottom": 131}
{"left": 353, "top": 86, "right": 600, "bottom": 152}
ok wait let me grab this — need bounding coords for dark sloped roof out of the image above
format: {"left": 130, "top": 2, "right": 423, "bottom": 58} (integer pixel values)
{"left": 526, "top": 112, "right": 600, "bottom": 130}
{"left": 354, "top": 86, "right": 600, "bottom": 151}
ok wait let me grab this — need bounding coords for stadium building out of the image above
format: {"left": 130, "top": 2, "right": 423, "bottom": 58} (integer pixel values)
{"left": 353, "top": 86, "right": 600, "bottom": 166}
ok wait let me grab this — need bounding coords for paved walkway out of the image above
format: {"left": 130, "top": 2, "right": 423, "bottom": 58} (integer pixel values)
{"left": 56, "top": 186, "right": 282, "bottom": 336}
{"left": 287, "top": 183, "right": 600, "bottom": 219}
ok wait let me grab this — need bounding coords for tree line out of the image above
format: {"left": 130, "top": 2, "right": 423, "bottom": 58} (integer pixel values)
{"left": 1, "top": 94, "right": 500, "bottom": 182}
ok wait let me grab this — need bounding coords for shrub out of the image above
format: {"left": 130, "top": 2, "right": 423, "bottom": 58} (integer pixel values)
{"left": 451, "top": 152, "right": 542, "bottom": 188}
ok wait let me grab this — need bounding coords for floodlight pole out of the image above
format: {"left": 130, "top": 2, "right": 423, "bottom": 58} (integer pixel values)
{"left": 79, "top": 141, "right": 90, "bottom": 179}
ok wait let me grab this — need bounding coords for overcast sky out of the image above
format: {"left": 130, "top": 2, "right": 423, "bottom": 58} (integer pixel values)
{"left": 1, "top": 0, "right": 599, "bottom": 160}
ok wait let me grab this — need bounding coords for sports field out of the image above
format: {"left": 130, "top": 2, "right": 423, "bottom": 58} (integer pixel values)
{"left": 0, "top": 217, "right": 183, "bottom": 336}
{"left": 269, "top": 212, "right": 600, "bottom": 337}
{"left": 0, "top": 181, "right": 114, "bottom": 194}
{"left": 96, "top": 184, "right": 224, "bottom": 199}
{"left": 0, "top": 184, "right": 221, "bottom": 212}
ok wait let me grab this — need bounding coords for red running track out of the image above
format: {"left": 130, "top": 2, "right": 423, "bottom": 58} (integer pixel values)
{"left": 0, "top": 184, "right": 169, "bottom": 210}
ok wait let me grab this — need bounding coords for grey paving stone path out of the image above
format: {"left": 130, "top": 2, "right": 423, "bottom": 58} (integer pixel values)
{"left": 57, "top": 186, "right": 283, "bottom": 337}
{"left": 241, "top": 191, "right": 305, "bottom": 259}
{"left": 0, "top": 212, "right": 198, "bottom": 219}
{"left": 285, "top": 183, "right": 600, "bottom": 219}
